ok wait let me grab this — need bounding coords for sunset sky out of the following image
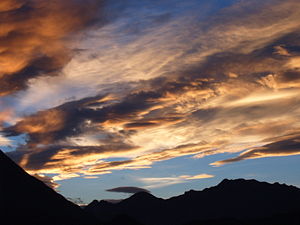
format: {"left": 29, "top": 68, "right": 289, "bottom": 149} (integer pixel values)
{"left": 1, "top": 0, "right": 300, "bottom": 203}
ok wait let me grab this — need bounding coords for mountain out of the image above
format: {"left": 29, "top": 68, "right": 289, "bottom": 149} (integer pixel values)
{"left": 0, "top": 150, "right": 97, "bottom": 225}
{"left": 86, "top": 191, "right": 165, "bottom": 225}
{"left": 2, "top": 147, "right": 300, "bottom": 225}
{"left": 85, "top": 179, "right": 300, "bottom": 225}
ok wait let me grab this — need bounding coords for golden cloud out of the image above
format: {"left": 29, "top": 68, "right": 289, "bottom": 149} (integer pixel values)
{"left": 0, "top": 0, "right": 103, "bottom": 95}
{"left": 33, "top": 173, "right": 59, "bottom": 189}
{"left": 0, "top": 109, "right": 14, "bottom": 126}
{"left": 211, "top": 133, "right": 300, "bottom": 166}
{"left": 2, "top": 0, "right": 300, "bottom": 181}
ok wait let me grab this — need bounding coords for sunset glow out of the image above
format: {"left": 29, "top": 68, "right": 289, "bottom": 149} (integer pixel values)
{"left": 1, "top": 0, "right": 300, "bottom": 202}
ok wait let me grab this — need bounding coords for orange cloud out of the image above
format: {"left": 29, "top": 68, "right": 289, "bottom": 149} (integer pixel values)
{"left": 6, "top": 109, "right": 65, "bottom": 145}
{"left": 14, "top": 109, "right": 65, "bottom": 134}
{"left": 33, "top": 173, "right": 59, "bottom": 189}
{"left": 0, "top": 0, "right": 103, "bottom": 95}
{"left": 3, "top": 0, "right": 300, "bottom": 181}
{"left": 84, "top": 142, "right": 217, "bottom": 175}
{"left": 211, "top": 133, "right": 300, "bottom": 166}
{"left": 0, "top": 109, "right": 14, "bottom": 126}
{"left": 185, "top": 174, "right": 214, "bottom": 180}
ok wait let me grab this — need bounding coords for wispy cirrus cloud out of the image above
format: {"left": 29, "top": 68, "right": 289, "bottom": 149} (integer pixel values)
{"left": 1, "top": 0, "right": 300, "bottom": 181}
{"left": 14, "top": 0, "right": 300, "bottom": 112}
{"left": 139, "top": 174, "right": 214, "bottom": 189}
{"left": 211, "top": 133, "right": 300, "bottom": 166}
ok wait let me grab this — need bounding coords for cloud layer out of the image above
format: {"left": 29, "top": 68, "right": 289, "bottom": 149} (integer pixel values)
{"left": 1, "top": 0, "right": 300, "bottom": 182}
{"left": 0, "top": 0, "right": 104, "bottom": 96}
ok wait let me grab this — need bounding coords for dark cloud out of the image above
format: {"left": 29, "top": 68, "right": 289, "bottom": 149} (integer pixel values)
{"left": 124, "top": 117, "right": 183, "bottom": 129}
{"left": 212, "top": 133, "right": 300, "bottom": 166}
{"left": 278, "top": 70, "right": 300, "bottom": 83}
{"left": 106, "top": 186, "right": 150, "bottom": 194}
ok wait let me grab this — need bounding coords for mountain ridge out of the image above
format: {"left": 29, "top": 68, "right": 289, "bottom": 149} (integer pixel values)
{"left": 85, "top": 178, "right": 300, "bottom": 225}
{"left": 1, "top": 149, "right": 300, "bottom": 225}
{"left": 0, "top": 150, "right": 96, "bottom": 225}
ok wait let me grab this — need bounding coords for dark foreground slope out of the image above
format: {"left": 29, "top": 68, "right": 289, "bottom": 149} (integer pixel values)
{"left": 2, "top": 147, "right": 299, "bottom": 225}
{"left": 86, "top": 179, "right": 300, "bottom": 225}
{"left": 0, "top": 150, "right": 96, "bottom": 225}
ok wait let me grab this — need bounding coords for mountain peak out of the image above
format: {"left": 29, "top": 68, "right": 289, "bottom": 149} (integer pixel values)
{"left": 125, "top": 191, "right": 158, "bottom": 202}
{"left": 0, "top": 149, "right": 28, "bottom": 177}
{"left": 0, "top": 149, "right": 9, "bottom": 160}
{"left": 86, "top": 178, "right": 300, "bottom": 225}
{"left": 0, "top": 149, "right": 95, "bottom": 225}
{"left": 216, "top": 178, "right": 299, "bottom": 190}
{"left": 217, "top": 178, "right": 252, "bottom": 186}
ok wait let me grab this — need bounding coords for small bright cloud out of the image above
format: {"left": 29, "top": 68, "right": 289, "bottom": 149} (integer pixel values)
{"left": 0, "top": 135, "right": 11, "bottom": 146}
{"left": 139, "top": 173, "right": 214, "bottom": 189}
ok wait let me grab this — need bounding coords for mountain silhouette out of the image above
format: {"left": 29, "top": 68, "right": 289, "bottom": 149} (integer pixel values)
{"left": 1, "top": 148, "right": 300, "bottom": 225}
{"left": 0, "top": 150, "right": 96, "bottom": 225}
{"left": 85, "top": 178, "right": 300, "bottom": 225}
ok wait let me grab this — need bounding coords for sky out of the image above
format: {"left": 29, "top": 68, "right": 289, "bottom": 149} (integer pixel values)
{"left": 1, "top": 0, "right": 300, "bottom": 203}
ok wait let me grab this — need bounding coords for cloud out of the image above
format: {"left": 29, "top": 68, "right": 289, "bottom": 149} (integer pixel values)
{"left": 139, "top": 173, "right": 214, "bottom": 189}
{"left": 5, "top": 109, "right": 66, "bottom": 146}
{"left": 33, "top": 173, "right": 59, "bottom": 189}
{"left": 185, "top": 174, "right": 214, "bottom": 180}
{"left": 211, "top": 133, "right": 300, "bottom": 166}
{"left": 0, "top": 109, "right": 14, "bottom": 127}
{"left": 6, "top": 144, "right": 139, "bottom": 177}
{"left": 106, "top": 186, "right": 150, "bottom": 194}
{"left": 0, "top": 135, "right": 11, "bottom": 146}
{"left": 0, "top": 0, "right": 104, "bottom": 96}
{"left": 2, "top": 0, "right": 300, "bottom": 180}
{"left": 15, "top": 0, "right": 300, "bottom": 112}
